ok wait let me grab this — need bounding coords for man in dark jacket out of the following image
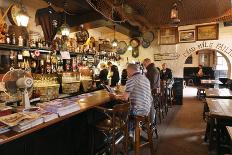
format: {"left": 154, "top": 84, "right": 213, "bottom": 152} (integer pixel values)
{"left": 160, "top": 63, "right": 173, "bottom": 81}
{"left": 107, "top": 62, "right": 120, "bottom": 87}
{"left": 143, "top": 58, "right": 160, "bottom": 91}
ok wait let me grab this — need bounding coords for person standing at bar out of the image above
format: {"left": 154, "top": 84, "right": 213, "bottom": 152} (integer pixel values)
{"left": 160, "top": 63, "right": 173, "bottom": 81}
{"left": 99, "top": 63, "right": 108, "bottom": 85}
{"left": 143, "top": 58, "right": 160, "bottom": 93}
{"left": 107, "top": 61, "right": 120, "bottom": 87}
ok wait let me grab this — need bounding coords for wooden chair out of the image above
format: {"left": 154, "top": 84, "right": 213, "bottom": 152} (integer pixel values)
{"left": 132, "top": 115, "right": 155, "bottom": 155}
{"left": 94, "top": 101, "right": 130, "bottom": 155}
{"left": 197, "top": 86, "right": 205, "bottom": 100}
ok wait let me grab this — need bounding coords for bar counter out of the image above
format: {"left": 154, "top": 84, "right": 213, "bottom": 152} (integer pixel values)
{"left": 0, "top": 89, "right": 111, "bottom": 155}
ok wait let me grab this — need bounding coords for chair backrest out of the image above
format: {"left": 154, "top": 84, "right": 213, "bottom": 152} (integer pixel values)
{"left": 112, "top": 102, "right": 130, "bottom": 129}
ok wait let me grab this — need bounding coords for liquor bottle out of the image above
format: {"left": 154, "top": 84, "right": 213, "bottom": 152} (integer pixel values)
{"left": 18, "top": 36, "right": 23, "bottom": 46}
{"left": 66, "top": 59, "right": 71, "bottom": 72}
{"left": 11, "top": 33, "right": 16, "bottom": 45}
{"left": 46, "top": 54, "right": 51, "bottom": 74}
{"left": 5, "top": 33, "right": 10, "bottom": 44}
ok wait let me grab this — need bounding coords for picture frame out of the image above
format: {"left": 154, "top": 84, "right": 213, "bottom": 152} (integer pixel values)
{"left": 179, "top": 29, "right": 196, "bottom": 43}
{"left": 158, "top": 27, "right": 178, "bottom": 45}
{"left": 196, "top": 24, "right": 219, "bottom": 41}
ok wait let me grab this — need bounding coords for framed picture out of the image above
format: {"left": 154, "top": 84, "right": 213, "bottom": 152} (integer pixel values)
{"left": 159, "top": 27, "right": 178, "bottom": 45}
{"left": 179, "top": 29, "right": 196, "bottom": 43}
{"left": 196, "top": 24, "right": 219, "bottom": 41}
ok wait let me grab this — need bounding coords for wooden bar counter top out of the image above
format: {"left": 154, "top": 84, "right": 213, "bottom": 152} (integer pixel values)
{"left": 0, "top": 90, "right": 111, "bottom": 145}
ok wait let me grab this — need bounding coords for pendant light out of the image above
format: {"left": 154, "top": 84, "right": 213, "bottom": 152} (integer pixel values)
{"left": 112, "top": 25, "right": 118, "bottom": 47}
{"left": 16, "top": 3, "right": 29, "bottom": 27}
{"left": 170, "top": 0, "right": 182, "bottom": 24}
{"left": 61, "top": 12, "right": 70, "bottom": 36}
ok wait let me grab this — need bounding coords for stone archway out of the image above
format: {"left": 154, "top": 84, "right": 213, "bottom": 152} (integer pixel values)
{"left": 175, "top": 41, "right": 232, "bottom": 79}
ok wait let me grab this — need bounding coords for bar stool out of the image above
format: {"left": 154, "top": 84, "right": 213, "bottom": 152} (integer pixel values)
{"left": 152, "top": 88, "right": 163, "bottom": 124}
{"left": 94, "top": 102, "right": 130, "bottom": 155}
{"left": 167, "top": 86, "right": 174, "bottom": 107}
{"left": 132, "top": 115, "right": 155, "bottom": 155}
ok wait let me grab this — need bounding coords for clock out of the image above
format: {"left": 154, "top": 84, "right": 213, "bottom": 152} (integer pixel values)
{"left": 7, "top": 4, "right": 21, "bottom": 26}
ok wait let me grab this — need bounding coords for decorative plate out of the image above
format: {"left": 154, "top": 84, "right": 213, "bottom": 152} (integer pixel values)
{"left": 142, "top": 31, "right": 154, "bottom": 42}
{"left": 130, "top": 38, "right": 140, "bottom": 48}
{"left": 141, "top": 40, "right": 150, "bottom": 48}
{"left": 76, "top": 28, "right": 89, "bottom": 45}
{"left": 117, "top": 41, "right": 127, "bottom": 55}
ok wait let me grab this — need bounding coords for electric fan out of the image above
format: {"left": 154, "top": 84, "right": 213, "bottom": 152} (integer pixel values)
{"left": 2, "top": 69, "right": 33, "bottom": 109}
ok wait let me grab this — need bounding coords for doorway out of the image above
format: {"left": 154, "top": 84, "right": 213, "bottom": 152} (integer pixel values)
{"left": 183, "top": 49, "right": 229, "bottom": 87}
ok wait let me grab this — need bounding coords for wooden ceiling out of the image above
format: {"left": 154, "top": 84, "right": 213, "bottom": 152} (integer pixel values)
{"left": 46, "top": 0, "right": 231, "bottom": 31}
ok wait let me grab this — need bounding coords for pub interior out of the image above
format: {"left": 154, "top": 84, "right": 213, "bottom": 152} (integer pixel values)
{"left": 1, "top": 0, "right": 232, "bottom": 155}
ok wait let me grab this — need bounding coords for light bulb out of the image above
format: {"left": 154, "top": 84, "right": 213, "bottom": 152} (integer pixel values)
{"left": 16, "top": 10, "right": 29, "bottom": 27}
{"left": 127, "top": 45, "right": 133, "bottom": 51}
{"left": 112, "top": 41, "right": 118, "bottom": 47}
{"left": 61, "top": 24, "right": 70, "bottom": 36}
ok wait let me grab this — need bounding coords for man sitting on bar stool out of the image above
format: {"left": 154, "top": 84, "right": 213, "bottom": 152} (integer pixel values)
{"left": 109, "top": 63, "right": 153, "bottom": 135}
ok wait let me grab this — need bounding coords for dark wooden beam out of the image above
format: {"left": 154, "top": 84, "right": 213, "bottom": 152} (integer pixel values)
{"left": 67, "top": 11, "right": 103, "bottom": 27}
{"left": 70, "top": 19, "right": 141, "bottom": 38}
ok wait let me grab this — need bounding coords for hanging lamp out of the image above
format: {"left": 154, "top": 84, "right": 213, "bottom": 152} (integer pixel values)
{"left": 61, "top": 12, "right": 70, "bottom": 36}
{"left": 111, "top": 25, "right": 118, "bottom": 47}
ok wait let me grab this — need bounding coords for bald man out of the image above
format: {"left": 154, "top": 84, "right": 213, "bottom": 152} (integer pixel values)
{"left": 160, "top": 63, "right": 173, "bottom": 81}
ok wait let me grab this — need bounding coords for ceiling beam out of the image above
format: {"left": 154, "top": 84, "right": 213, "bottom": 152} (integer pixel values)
{"left": 70, "top": 19, "right": 141, "bottom": 38}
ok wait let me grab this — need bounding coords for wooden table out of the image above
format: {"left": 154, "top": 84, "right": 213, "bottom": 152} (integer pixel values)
{"left": 0, "top": 90, "right": 111, "bottom": 145}
{"left": 226, "top": 126, "right": 232, "bottom": 152}
{"left": 206, "top": 98, "right": 232, "bottom": 153}
{"left": 206, "top": 98, "right": 232, "bottom": 119}
{"left": 201, "top": 80, "right": 223, "bottom": 85}
{"left": 205, "top": 88, "right": 232, "bottom": 99}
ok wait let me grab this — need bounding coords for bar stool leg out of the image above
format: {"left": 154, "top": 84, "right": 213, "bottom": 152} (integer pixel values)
{"left": 135, "top": 120, "right": 141, "bottom": 155}
{"left": 123, "top": 125, "right": 129, "bottom": 155}
{"left": 147, "top": 118, "right": 155, "bottom": 155}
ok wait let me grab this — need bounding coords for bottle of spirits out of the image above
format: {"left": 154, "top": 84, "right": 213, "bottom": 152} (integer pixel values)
{"left": 11, "top": 33, "right": 16, "bottom": 45}
{"left": 18, "top": 36, "right": 23, "bottom": 46}
{"left": 5, "top": 33, "right": 10, "bottom": 44}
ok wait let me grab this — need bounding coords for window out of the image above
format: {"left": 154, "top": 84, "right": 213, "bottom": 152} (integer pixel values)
{"left": 216, "top": 52, "right": 228, "bottom": 70}
{"left": 215, "top": 52, "right": 228, "bottom": 78}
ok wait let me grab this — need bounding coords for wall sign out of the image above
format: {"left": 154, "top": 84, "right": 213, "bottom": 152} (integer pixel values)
{"left": 183, "top": 41, "right": 232, "bottom": 58}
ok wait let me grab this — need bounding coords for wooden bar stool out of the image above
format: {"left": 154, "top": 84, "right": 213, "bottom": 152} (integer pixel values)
{"left": 133, "top": 115, "right": 155, "bottom": 155}
{"left": 94, "top": 102, "right": 130, "bottom": 155}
